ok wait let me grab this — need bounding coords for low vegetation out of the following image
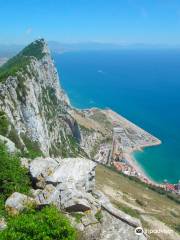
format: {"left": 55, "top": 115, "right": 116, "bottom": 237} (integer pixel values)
{"left": 0, "top": 142, "right": 31, "bottom": 216}
{"left": 7, "top": 125, "right": 23, "bottom": 150}
{"left": 115, "top": 201, "right": 140, "bottom": 219}
{"left": 0, "top": 143, "right": 77, "bottom": 239}
{"left": 71, "top": 212, "right": 84, "bottom": 223}
{"left": 20, "top": 39, "right": 45, "bottom": 60}
{"left": 0, "top": 39, "right": 45, "bottom": 83}
{"left": 96, "top": 164, "right": 180, "bottom": 238}
{"left": 0, "top": 206, "right": 77, "bottom": 240}
{"left": 89, "top": 110, "right": 113, "bottom": 130}
{"left": 49, "top": 133, "right": 88, "bottom": 159}
{"left": 95, "top": 210, "right": 103, "bottom": 223}
{"left": 20, "top": 133, "right": 43, "bottom": 159}
{"left": 0, "top": 111, "right": 9, "bottom": 136}
{"left": 0, "top": 143, "right": 31, "bottom": 199}
{"left": 108, "top": 165, "right": 180, "bottom": 204}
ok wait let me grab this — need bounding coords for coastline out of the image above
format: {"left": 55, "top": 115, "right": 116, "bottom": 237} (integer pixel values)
{"left": 80, "top": 107, "right": 162, "bottom": 185}
{"left": 123, "top": 138, "right": 162, "bottom": 185}
{"left": 124, "top": 151, "right": 158, "bottom": 185}
{"left": 104, "top": 108, "right": 162, "bottom": 185}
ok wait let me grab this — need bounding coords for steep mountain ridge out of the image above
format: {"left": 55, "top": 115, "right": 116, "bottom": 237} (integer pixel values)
{"left": 0, "top": 39, "right": 86, "bottom": 157}
{"left": 0, "top": 39, "right": 179, "bottom": 240}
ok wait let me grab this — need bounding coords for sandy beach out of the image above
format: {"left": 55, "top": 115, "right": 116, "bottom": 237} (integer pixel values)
{"left": 124, "top": 151, "right": 158, "bottom": 185}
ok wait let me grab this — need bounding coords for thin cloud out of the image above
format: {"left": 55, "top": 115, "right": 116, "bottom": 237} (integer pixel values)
{"left": 25, "top": 27, "right": 33, "bottom": 35}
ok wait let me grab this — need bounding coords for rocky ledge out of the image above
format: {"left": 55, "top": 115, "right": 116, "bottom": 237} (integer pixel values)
{"left": 5, "top": 156, "right": 146, "bottom": 240}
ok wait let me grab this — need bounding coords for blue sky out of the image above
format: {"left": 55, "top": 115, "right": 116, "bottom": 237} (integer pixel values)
{"left": 1, "top": 0, "right": 180, "bottom": 45}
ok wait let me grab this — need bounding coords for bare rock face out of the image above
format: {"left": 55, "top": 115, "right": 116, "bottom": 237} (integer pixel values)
{"left": 99, "top": 211, "right": 146, "bottom": 240}
{"left": 97, "top": 191, "right": 141, "bottom": 228}
{"left": 46, "top": 158, "right": 96, "bottom": 192}
{"left": 0, "top": 39, "right": 148, "bottom": 239}
{"left": 30, "top": 157, "right": 59, "bottom": 188}
{"left": 0, "top": 135, "right": 17, "bottom": 153}
{"left": 5, "top": 192, "right": 36, "bottom": 215}
{"left": 0, "top": 39, "right": 82, "bottom": 158}
{"left": 28, "top": 157, "right": 146, "bottom": 240}
{"left": 29, "top": 157, "right": 97, "bottom": 212}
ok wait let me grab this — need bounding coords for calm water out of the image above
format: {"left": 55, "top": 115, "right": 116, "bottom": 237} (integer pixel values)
{"left": 54, "top": 49, "right": 180, "bottom": 183}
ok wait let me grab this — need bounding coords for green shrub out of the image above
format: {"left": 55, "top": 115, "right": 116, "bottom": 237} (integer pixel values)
{"left": 115, "top": 202, "right": 140, "bottom": 219}
{"left": 71, "top": 212, "right": 84, "bottom": 223}
{"left": 0, "top": 206, "right": 77, "bottom": 240}
{"left": 95, "top": 210, "right": 103, "bottom": 222}
{"left": 0, "top": 39, "right": 45, "bottom": 83}
{"left": 20, "top": 133, "right": 43, "bottom": 159}
{"left": 0, "top": 111, "right": 9, "bottom": 136}
{"left": 174, "top": 224, "right": 180, "bottom": 234}
{"left": 20, "top": 39, "right": 45, "bottom": 60}
{"left": 135, "top": 199, "right": 146, "bottom": 207}
{"left": 0, "top": 196, "right": 5, "bottom": 217}
{"left": 0, "top": 142, "right": 31, "bottom": 200}
{"left": 8, "top": 125, "right": 23, "bottom": 150}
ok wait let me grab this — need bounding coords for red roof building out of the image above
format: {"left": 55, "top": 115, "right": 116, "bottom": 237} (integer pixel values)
{"left": 166, "top": 184, "right": 176, "bottom": 191}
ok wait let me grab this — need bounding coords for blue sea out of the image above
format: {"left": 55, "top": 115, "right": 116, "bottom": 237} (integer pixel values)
{"left": 54, "top": 49, "right": 180, "bottom": 184}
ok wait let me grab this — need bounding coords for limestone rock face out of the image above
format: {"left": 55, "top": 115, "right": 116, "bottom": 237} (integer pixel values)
{"left": 5, "top": 192, "right": 35, "bottom": 215}
{"left": 29, "top": 157, "right": 97, "bottom": 212}
{"left": 0, "top": 39, "right": 81, "bottom": 157}
{"left": 0, "top": 135, "right": 17, "bottom": 153}
{"left": 30, "top": 157, "right": 59, "bottom": 188}
{"left": 0, "top": 39, "right": 149, "bottom": 239}
{"left": 46, "top": 158, "right": 96, "bottom": 191}
{"left": 28, "top": 157, "right": 147, "bottom": 239}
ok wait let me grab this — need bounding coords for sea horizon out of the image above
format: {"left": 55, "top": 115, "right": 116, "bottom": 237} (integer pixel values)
{"left": 54, "top": 49, "right": 180, "bottom": 184}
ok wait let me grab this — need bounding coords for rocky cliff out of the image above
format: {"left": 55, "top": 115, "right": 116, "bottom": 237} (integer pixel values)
{"left": 0, "top": 39, "right": 151, "bottom": 240}
{"left": 0, "top": 39, "right": 87, "bottom": 158}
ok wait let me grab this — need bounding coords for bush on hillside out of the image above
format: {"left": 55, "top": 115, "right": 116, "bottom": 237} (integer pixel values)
{"left": 0, "top": 111, "right": 9, "bottom": 136}
{"left": 20, "top": 133, "right": 43, "bottom": 159}
{"left": 0, "top": 206, "right": 77, "bottom": 240}
{"left": 0, "top": 142, "right": 31, "bottom": 200}
{"left": 0, "top": 39, "right": 45, "bottom": 82}
{"left": 0, "top": 196, "right": 5, "bottom": 217}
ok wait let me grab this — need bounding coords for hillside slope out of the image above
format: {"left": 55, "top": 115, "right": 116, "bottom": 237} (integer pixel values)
{"left": 0, "top": 39, "right": 86, "bottom": 158}
{"left": 0, "top": 39, "right": 179, "bottom": 240}
{"left": 96, "top": 165, "right": 180, "bottom": 240}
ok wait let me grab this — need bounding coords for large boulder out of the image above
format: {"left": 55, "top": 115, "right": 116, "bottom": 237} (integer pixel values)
{"left": 46, "top": 158, "right": 96, "bottom": 193}
{"left": 32, "top": 184, "right": 60, "bottom": 207}
{"left": 30, "top": 157, "right": 97, "bottom": 212}
{"left": 5, "top": 192, "right": 36, "bottom": 215}
{"left": 30, "top": 157, "right": 59, "bottom": 188}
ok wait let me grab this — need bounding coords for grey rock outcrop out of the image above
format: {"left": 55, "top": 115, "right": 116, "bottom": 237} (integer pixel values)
{"left": 97, "top": 191, "right": 141, "bottom": 228}
{"left": 30, "top": 157, "right": 59, "bottom": 188}
{"left": 99, "top": 211, "right": 146, "bottom": 240}
{"left": 28, "top": 156, "right": 147, "bottom": 240}
{"left": 0, "top": 135, "right": 17, "bottom": 153}
{"left": 29, "top": 157, "right": 97, "bottom": 212}
{"left": 5, "top": 192, "right": 36, "bottom": 215}
{"left": 0, "top": 40, "right": 149, "bottom": 239}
